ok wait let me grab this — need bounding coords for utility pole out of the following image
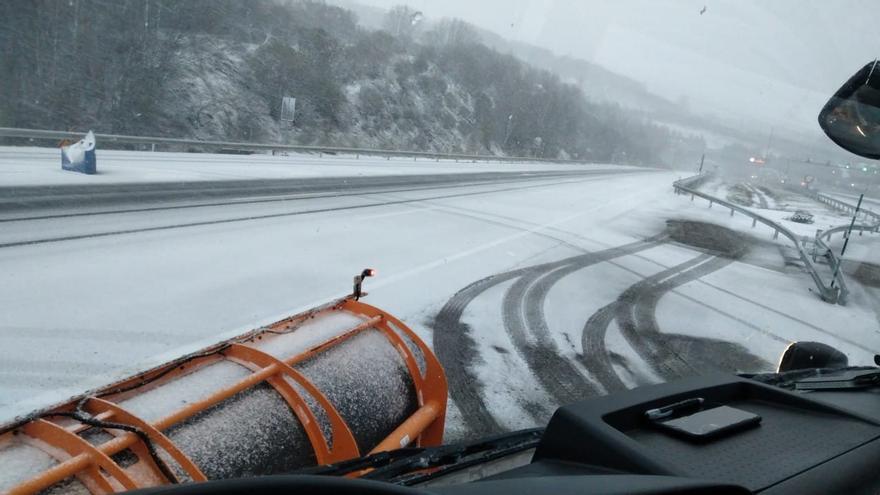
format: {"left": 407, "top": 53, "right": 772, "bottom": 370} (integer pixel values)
{"left": 698, "top": 153, "right": 705, "bottom": 174}
{"left": 503, "top": 114, "right": 514, "bottom": 147}
{"left": 764, "top": 127, "right": 774, "bottom": 159}
{"left": 830, "top": 193, "right": 863, "bottom": 288}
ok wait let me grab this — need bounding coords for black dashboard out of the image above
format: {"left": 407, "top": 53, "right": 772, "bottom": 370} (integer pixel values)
{"left": 506, "top": 372, "right": 880, "bottom": 494}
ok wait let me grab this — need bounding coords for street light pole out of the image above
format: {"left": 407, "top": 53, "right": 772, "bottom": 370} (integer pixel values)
{"left": 830, "top": 193, "right": 864, "bottom": 289}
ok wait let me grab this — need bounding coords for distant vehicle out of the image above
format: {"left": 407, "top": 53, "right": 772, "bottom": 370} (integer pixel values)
{"left": 788, "top": 209, "right": 814, "bottom": 224}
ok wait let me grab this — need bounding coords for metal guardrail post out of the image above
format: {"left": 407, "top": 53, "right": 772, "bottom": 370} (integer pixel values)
{"left": 796, "top": 190, "right": 880, "bottom": 305}
{"left": 673, "top": 174, "right": 843, "bottom": 304}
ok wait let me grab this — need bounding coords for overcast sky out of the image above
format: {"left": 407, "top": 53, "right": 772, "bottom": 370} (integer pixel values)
{"left": 351, "top": 0, "right": 878, "bottom": 140}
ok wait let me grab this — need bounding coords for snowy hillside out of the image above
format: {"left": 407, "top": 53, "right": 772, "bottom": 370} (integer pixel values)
{"left": 0, "top": 0, "right": 704, "bottom": 166}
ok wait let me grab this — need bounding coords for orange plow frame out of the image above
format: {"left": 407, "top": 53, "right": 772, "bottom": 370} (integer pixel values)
{"left": 2, "top": 296, "right": 447, "bottom": 494}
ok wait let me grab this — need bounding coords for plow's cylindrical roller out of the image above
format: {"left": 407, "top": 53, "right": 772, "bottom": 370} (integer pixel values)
{"left": 0, "top": 297, "right": 447, "bottom": 494}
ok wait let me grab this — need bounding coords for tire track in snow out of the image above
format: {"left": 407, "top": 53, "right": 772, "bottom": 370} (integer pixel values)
{"left": 502, "top": 268, "right": 599, "bottom": 404}
{"left": 581, "top": 302, "right": 629, "bottom": 392}
{"left": 433, "top": 271, "right": 522, "bottom": 435}
{"left": 747, "top": 183, "right": 769, "bottom": 208}
{"left": 583, "top": 231, "right": 781, "bottom": 391}
{"left": 433, "top": 238, "right": 659, "bottom": 436}
{"left": 507, "top": 237, "right": 666, "bottom": 405}
{"left": 615, "top": 254, "right": 722, "bottom": 380}
{"left": 611, "top": 253, "right": 770, "bottom": 381}
{"left": 580, "top": 255, "right": 716, "bottom": 390}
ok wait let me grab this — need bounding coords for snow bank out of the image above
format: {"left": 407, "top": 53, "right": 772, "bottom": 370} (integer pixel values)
{"left": 0, "top": 146, "right": 628, "bottom": 187}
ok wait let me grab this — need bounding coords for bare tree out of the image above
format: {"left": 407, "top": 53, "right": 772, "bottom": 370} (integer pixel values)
{"left": 383, "top": 5, "right": 423, "bottom": 40}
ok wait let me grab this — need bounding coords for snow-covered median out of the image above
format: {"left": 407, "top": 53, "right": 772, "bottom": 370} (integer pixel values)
{"left": 0, "top": 146, "right": 630, "bottom": 187}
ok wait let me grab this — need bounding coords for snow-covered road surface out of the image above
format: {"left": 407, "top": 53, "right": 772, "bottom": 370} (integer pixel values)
{"left": 1, "top": 154, "right": 878, "bottom": 441}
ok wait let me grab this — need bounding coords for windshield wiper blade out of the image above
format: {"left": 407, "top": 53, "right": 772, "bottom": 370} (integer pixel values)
{"left": 291, "top": 447, "right": 426, "bottom": 477}
{"left": 743, "top": 366, "right": 878, "bottom": 390}
{"left": 291, "top": 428, "right": 544, "bottom": 484}
{"left": 365, "top": 427, "right": 544, "bottom": 485}
{"left": 794, "top": 368, "right": 880, "bottom": 390}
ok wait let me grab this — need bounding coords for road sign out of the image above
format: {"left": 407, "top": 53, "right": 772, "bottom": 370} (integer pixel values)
{"left": 280, "top": 96, "right": 296, "bottom": 122}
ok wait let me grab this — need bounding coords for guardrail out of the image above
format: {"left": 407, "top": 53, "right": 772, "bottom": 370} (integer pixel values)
{"left": 0, "top": 127, "right": 597, "bottom": 165}
{"left": 814, "top": 223, "right": 879, "bottom": 305}
{"left": 799, "top": 187, "right": 880, "bottom": 224}
{"left": 812, "top": 233, "right": 852, "bottom": 305}
{"left": 673, "top": 174, "right": 842, "bottom": 304}
{"left": 816, "top": 222, "right": 880, "bottom": 242}
{"left": 778, "top": 183, "right": 880, "bottom": 303}
{"left": 808, "top": 193, "right": 880, "bottom": 305}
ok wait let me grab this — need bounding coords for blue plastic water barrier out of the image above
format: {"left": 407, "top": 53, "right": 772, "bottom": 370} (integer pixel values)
{"left": 61, "top": 130, "right": 97, "bottom": 174}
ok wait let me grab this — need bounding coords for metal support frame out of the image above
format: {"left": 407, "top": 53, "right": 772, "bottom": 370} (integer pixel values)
{"left": 17, "top": 420, "right": 138, "bottom": 495}
{"left": 5, "top": 296, "right": 447, "bottom": 494}
{"left": 223, "top": 344, "right": 359, "bottom": 464}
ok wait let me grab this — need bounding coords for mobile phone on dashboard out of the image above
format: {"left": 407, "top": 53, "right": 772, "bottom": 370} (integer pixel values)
{"left": 651, "top": 405, "right": 761, "bottom": 441}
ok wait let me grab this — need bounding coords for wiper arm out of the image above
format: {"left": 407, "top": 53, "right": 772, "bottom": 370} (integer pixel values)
{"left": 292, "top": 428, "right": 544, "bottom": 485}
{"left": 365, "top": 427, "right": 544, "bottom": 485}
{"left": 292, "top": 447, "right": 426, "bottom": 477}
{"left": 794, "top": 368, "right": 880, "bottom": 390}
{"left": 744, "top": 366, "right": 879, "bottom": 390}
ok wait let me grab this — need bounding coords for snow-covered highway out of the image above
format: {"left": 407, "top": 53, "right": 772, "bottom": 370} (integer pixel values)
{"left": 1, "top": 148, "right": 878, "bottom": 440}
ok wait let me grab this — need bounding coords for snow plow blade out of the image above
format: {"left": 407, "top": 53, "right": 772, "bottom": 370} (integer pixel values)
{"left": 0, "top": 291, "right": 447, "bottom": 494}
